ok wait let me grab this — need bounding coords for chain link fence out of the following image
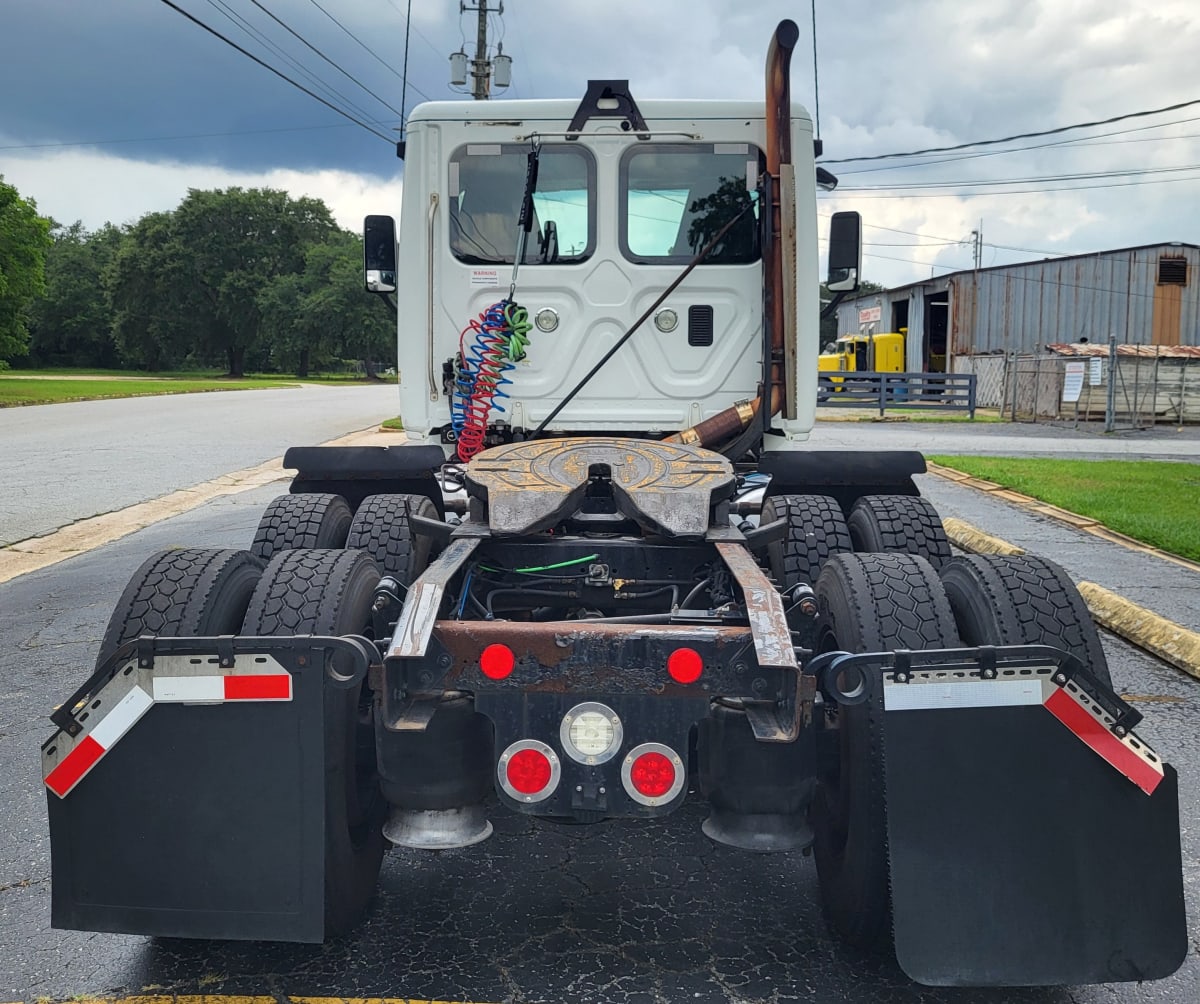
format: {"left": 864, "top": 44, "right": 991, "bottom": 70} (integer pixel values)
{"left": 956, "top": 345, "right": 1200, "bottom": 428}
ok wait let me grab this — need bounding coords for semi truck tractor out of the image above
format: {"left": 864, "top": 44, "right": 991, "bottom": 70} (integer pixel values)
{"left": 818, "top": 329, "right": 905, "bottom": 375}
{"left": 42, "top": 20, "right": 1185, "bottom": 988}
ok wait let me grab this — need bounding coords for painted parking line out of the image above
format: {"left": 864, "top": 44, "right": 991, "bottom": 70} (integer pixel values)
{"left": 5, "top": 998, "right": 495, "bottom": 1004}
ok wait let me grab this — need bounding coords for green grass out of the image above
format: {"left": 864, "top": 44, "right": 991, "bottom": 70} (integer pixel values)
{"left": 0, "top": 376, "right": 301, "bottom": 407}
{"left": 9, "top": 367, "right": 375, "bottom": 382}
{"left": 883, "top": 407, "right": 1003, "bottom": 422}
{"left": 930, "top": 455, "right": 1200, "bottom": 561}
{"left": 380, "top": 415, "right": 405, "bottom": 430}
{"left": 817, "top": 406, "right": 1003, "bottom": 423}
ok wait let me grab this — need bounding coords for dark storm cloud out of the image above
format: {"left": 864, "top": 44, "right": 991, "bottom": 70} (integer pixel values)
{"left": 0, "top": 0, "right": 448, "bottom": 174}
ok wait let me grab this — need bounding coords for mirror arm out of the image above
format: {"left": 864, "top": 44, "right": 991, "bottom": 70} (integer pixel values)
{"left": 371, "top": 291, "right": 398, "bottom": 317}
{"left": 820, "top": 288, "right": 850, "bottom": 321}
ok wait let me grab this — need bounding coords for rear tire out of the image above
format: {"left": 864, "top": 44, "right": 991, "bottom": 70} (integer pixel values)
{"left": 847, "top": 494, "right": 951, "bottom": 569}
{"left": 811, "top": 553, "right": 961, "bottom": 950}
{"left": 96, "top": 548, "right": 263, "bottom": 670}
{"left": 940, "top": 553, "right": 1112, "bottom": 687}
{"left": 346, "top": 493, "right": 439, "bottom": 585}
{"left": 242, "top": 548, "right": 386, "bottom": 937}
{"left": 251, "top": 493, "right": 352, "bottom": 562}
{"left": 760, "top": 494, "right": 851, "bottom": 590}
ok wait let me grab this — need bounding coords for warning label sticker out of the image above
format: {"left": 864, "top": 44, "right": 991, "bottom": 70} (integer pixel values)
{"left": 471, "top": 269, "right": 500, "bottom": 286}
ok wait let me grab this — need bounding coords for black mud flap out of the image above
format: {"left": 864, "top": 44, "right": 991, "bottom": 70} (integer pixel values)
{"left": 882, "top": 659, "right": 1187, "bottom": 986}
{"left": 42, "top": 636, "right": 369, "bottom": 943}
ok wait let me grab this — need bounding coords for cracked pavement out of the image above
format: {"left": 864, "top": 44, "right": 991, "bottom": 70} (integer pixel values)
{"left": 2, "top": 427, "right": 1199, "bottom": 1002}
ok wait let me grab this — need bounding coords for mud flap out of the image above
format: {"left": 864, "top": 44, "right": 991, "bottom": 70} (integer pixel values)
{"left": 882, "top": 659, "right": 1187, "bottom": 986}
{"left": 43, "top": 636, "right": 369, "bottom": 943}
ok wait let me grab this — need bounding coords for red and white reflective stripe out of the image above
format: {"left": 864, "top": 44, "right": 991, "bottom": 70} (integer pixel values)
{"left": 152, "top": 674, "right": 292, "bottom": 702}
{"left": 884, "top": 672, "right": 1165, "bottom": 795}
{"left": 44, "top": 662, "right": 292, "bottom": 799}
{"left": 44, "top": 685, "right": 154, "bottom": 798}
{"left": 1043, "top": 686, "right": 1163, "bottom": 795}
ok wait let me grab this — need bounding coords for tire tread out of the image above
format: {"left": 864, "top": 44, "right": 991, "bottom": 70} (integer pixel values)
{"left": 251, "top": 493, "right": 352, "bottom": 562}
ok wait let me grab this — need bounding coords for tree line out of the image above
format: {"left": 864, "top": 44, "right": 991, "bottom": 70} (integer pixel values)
{"left": 0, "top": 176, "right": 393, "bottom": 378}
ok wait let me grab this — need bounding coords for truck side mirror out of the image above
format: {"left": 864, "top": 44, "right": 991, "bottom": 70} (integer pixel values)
{"left": 364, "top": 215, "right": 397, "bottom": 293}
{"left": 827, "top": 211, "right": 861, "bottom": 292}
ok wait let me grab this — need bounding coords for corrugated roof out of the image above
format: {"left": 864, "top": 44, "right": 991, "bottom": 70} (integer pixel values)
{"left": 1046, "top": 343, "right": 1200, "bottom": 358}
{"left": 840, "top": 241, "right": 1200, "bottom": 304}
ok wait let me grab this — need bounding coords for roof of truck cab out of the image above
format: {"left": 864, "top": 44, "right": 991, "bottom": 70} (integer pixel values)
{"left": 407, "top": 97, "right": 812, "bottom": 126}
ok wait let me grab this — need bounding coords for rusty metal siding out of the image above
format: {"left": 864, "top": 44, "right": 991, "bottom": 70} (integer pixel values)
{"left": 834, "top": 244, "right": 1200, "bottom": 362}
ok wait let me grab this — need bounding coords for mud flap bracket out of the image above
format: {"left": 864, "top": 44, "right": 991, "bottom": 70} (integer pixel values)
{"left": 44, "top": 635, "right": 373, "bottom": 943}
{"left": 874, "top": 648, "right": 1187, "bottom": 986}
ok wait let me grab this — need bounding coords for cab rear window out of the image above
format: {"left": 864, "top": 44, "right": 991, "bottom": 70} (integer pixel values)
{"left": 449, "top": 144, "right": 595, "bottom": 265}
{"left": 620, "top": 143, "right": 764, "bottom": 265}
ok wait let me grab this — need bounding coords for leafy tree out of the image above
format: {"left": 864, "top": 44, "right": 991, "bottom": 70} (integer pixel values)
{"left": 105, "top": 187, "right": 338, "bottom": 376}
{"left": 685, "top": 176, "right": 757, "bottom": 260}
{"left": 28, "top": 221, "right": 123, "bottom": 367}
{"left": 0, "top": 176, "right": 52, "bottom": 367}
{"left": 173, "top": 187, "right": 337, "bottom": 376}
{"left": 107, "top": 211, "right": 192, "bottom": 371}
{"left": 259, "top": 230, "right": 393, "bottom": 378}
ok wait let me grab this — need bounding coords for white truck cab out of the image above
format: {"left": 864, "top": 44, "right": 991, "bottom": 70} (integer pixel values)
{"left": 369, "top": 86, "right": 824, "bottom": 452}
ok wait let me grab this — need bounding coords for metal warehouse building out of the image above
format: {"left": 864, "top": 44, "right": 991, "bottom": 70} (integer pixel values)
{"left": 834, "top": 242, "right": 1200, "bottom": 374}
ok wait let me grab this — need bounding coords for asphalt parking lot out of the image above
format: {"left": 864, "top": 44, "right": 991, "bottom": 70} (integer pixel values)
{"left": 1, "top": 417, "right": 1198, "bottom": 1003}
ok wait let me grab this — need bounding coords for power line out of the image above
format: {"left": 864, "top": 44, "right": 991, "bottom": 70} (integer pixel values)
{"left": 827, "top": 171, "right": 1200, "bottom": 199}
{"left": 399, "top": 0, "right": 414, "bottom": 132}
{"left": 247, "top": 0, "right": 406, "bottom": 118}
{"left": 817, "top": 212, "right": 1062, "bottom": 255}
{"left": 155, "top": 0, "right": 395, "bottom": 143}
{"left": 839, "top": 161, "right": 1200, "bottom": 192}
{"left": 837, "top": 114, "right": 1200, "bottom": 176}
{"left": 0, "top": 122, "right": 363, "bottom": 152}
{"left": 822, "top": 96, "right": 1200, "bottom": 165}
{"left": 307, "top": 0, "right": 430, "bottom": 100}
{"left": 382, "top": 0, "right": 445, "bottom": 69}
{"left": 206, "top": 0, "right": 381, "bottom": 125}
{"left": 501, "top": 0, "right": 538, "bottom": 94}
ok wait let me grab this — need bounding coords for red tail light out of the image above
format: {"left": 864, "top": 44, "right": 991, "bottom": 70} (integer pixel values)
{"left": 507, "top": 749, "right": 551, "bottom": 793}
{"left": 480, "top": 643, "right": 515, "bottom": 680}
{"left": 497, "top": 740, "right": 560, "bottom": 803}
{"left": 630, "top": 751, "right": 675, "bottom": 796}
{"left": 667, "top": 646, "right": 703, "bottom": 684}
{"left": 621, "top": 742, "right": 686, "bottom": 805}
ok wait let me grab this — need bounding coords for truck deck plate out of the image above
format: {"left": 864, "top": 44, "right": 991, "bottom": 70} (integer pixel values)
{"left": 465, "top": 438, "right": 735, "bottom": 536}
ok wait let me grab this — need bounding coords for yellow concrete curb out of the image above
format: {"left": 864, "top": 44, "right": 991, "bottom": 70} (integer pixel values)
{"left": 1077, "top": 582, "right": 1200, "bottom": 682}
{"left": 927, "top": 462, "right": 1200, "bottom": 575}
{"left": 943, "top": 517, "right": 1200, "bottom": 679}
{"left": 941, "top": 517, "right": 1024, "bottom": 556}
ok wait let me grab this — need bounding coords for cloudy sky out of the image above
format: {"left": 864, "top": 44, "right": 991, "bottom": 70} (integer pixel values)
{"left": 2, "top": 0, "right": 1198, "bottom": 287}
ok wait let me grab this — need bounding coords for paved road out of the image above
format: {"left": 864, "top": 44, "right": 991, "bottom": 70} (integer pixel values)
{"left": 2, "top": 412, "right": 1198, "bottom": 1001}
{"left": 1, "top": 485, "right": 1197, "bottom": 1003}
{"left": 0, "top": 383, "right": 399, "bottom": 546}
{"left": 810, "top": 413, "right": 1200, "bottom": 460}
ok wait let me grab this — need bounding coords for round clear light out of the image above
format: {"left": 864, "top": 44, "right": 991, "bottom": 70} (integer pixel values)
{"left": 654, "top": 308, "right": 679, "bottom": 332}
{"left": 570, "top": 713, "right": 614, "bottom": 755}
{"left": 535, "top": 307, "right": 559, "bottom": 332}
{"left": 560, "top": 702, "right": 623, "bottom": 764}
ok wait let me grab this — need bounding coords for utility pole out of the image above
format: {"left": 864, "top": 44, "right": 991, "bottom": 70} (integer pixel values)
{"left": 970, "top": 222, "right": 983, "bottom": 270}
{"left": 450, "top": 2, "right": 512, "bottom": 101}
{"left": 470, "top": 0, "right": 489, "bottom": 101}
